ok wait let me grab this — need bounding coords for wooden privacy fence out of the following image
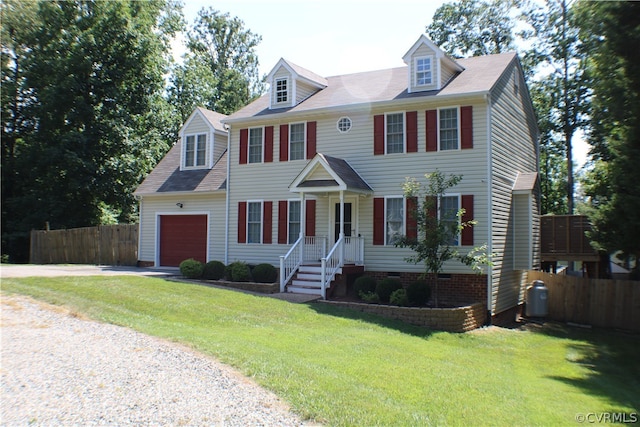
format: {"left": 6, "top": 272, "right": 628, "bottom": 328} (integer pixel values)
{"left": 30, "top": 224, "right": 139, "bottom": 266}
{"left": 527, "top": 270, "right": 640, "bottom": 333}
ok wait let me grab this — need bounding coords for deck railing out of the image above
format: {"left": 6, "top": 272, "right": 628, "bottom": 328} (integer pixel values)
{"left": 321, "top": 236, "right": 344, "bottom": 299}
{"left": 279, "top": 236, "right": 303, "bottom": 292}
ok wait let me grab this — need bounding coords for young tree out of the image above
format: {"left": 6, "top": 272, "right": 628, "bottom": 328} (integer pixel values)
{"left": 395, "top": 170, "right": 490, "bottom": 307}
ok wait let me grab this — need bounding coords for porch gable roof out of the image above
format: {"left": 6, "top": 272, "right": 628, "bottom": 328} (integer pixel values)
{"left": 289, "top": 153, "right": 373, "bottom": 194}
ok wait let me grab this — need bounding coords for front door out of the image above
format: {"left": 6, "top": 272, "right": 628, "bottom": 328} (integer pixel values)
{"left": 334, "top": 202, "right": 353, "bottom": 242}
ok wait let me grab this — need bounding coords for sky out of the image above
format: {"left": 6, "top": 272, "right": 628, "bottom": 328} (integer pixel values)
{"left": 175, "top": 0, "right": 589, "bottom": 168}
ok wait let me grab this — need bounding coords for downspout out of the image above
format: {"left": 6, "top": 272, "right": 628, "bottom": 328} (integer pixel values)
{"left": 485, "top": 93, "right": 493, "bottom": 325}
{"left": 224, "top": 124, "right": 231, "bottom": 265}
{"left": 136, "top": 195, "right": 143, "bottom": 267}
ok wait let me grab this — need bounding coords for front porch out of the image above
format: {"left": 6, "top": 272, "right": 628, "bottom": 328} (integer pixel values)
{"left": 279, "top": 153, "right": 373, "bottom": 298}
{"left": 279, "top": 236, "right": 365, "bottom": 298}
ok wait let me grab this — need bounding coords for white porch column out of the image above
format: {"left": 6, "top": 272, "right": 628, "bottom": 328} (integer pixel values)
{"left": 299, "top": 192, "right": 306, "bottom": 261}
{"left": 339, "top": 190, "right": 345, "bottom": 265}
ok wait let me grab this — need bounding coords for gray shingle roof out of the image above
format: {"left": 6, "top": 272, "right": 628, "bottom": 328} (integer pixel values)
{"left": 134, "top": 143, "right": 227, "bottom": 196}
{"left": 321, "top": 154, "right": 373, "bottom": 192}
{"left": 225, "top": 52, "right": 517, "bottom": 122}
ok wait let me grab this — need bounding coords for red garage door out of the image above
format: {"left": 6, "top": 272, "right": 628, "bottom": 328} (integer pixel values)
{"left": 159, "top": 215, "right": 207, "bottom": 267}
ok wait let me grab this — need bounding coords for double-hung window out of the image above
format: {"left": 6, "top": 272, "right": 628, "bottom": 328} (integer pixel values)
{"left": 247, "top": 201, "right": 262, "bottom": 243}
{"left": 248, "top": 127, "right": 263, "bottom": 163}
{"left": 288, "top": 200, "right": 301, "bottom": 244}
{"left": 275, "top": 78, "right": 288, "bottom": 103}
{"left": 386, "top": 113, "right": 404, "bottom": 154}
{"left": 385, "top": 197, "right": 404, "bottom": 245}
{"left": 184, "top": 134, "right": 207, "bottom": 167}
{"left": 415, "top": 57, "right": 432, "bottom": 86}
{"left": 440, "top": 195, "right": 460, "bottom": 245}
{"left": 439, "top": 108, "right": 459, "bottom": 150}
{"left": 289, "top": 123, "right": 305, "bottom": 160}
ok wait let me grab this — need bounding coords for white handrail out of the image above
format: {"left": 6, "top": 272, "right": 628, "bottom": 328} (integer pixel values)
{"left": 321, "top": 236, "right": 344, "bottom": 299}
{"left": 279, "top": 236, "right": 303, "bottom": 292}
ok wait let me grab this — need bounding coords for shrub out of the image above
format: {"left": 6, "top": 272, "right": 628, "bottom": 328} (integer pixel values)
{"left": 229, "top": 261, "right": 252, "bottom": 282}
{"left": 390, "top": 289, "right": 409, "bottom": 306}
{"left": 406, "top": 280, "right": 431, "bottom": 306}
{"left": 359, "top": 291, "right": 380, "bottom": 304}
{"left": 354, "top": 275, "right": 377, "bottom": 296}
{"left": 202, "top": 260, "right": 225, "bottom": 280}
{"left": 179, "top": 258, "right": 204, "bottom": 279}
{"left": 375, "top": 278, "right": 403, "bottom": 303}
{"left": 252, "top": 263, "right": 277, "bottom": 283}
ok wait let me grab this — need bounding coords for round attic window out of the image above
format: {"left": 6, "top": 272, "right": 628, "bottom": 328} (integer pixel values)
{"left": 337, "top": 117, "right": 352, "bottom": 133}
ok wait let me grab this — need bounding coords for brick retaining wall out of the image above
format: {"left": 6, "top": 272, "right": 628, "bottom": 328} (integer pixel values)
{"left": 319, "top": 301, "right": 486, "bottom": 332}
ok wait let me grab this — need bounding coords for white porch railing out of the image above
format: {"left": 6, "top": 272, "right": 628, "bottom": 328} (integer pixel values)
{"left": 280, "top": 235, "right": 365, "bottom": 297}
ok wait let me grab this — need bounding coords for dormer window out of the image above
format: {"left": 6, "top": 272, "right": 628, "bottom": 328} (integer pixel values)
{"left": 275, "top": 78, "right": 288, "bottom": 103}
{"left": 415, "top": 56, "right": 433, "bottom": 86}
{"left": 185, "top": 134, "right": 207, "bottom": 168}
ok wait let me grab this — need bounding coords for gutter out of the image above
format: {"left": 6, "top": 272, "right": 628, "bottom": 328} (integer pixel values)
{"left": 224, "top": 123, "right": 231, "bottom": 265}
{"left": 221, "top": 90, "right": 491, "bottom": 126}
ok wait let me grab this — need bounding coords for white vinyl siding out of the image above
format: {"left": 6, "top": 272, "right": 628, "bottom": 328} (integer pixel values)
{"left": 489, "top": 61, "right": 539, "bottom": 315}
{"left": 137, "top": 193, "right": 226, "bottom": 266}
{"left": 248, "top": 127, "right": 263, "bottom": 164}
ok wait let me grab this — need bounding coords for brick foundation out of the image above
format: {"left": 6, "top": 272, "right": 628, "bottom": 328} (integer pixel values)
{"left": 137, "top": 260, "right": 155, "bottom": 268}
{"left": 364, "top": 271, "right": 487, "bottom": 307}
{"left": 319, "top": 300, "right": 486, "bottom": 332}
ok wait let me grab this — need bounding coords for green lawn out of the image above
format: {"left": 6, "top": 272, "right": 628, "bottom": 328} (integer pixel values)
{"left": 3, "top": 276, "right": 638, "bottom": 426}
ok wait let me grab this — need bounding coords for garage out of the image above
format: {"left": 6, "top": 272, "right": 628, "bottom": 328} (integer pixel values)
{"left": 159, "top": 215, "right": 207, "bottom": 267}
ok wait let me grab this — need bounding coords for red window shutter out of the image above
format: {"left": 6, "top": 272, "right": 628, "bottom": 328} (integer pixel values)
{"left": 461, "top": 106, "right": 473, "bottom": 149}
{"left": 238, "top": 201, "right": 247, "bottom": 243}
{"left": 406, "top": 111, "right": 418, "bottom": 153}
{"left": 461, "top": 195, "right": 474, "bottom": 245}
{"left": 306, "top": 121, "right": 317, "bottom": 159}
{"left": 279, "top": 124, "right": 289, "bottom": 162}
{"left": 264, "top": 126, "right": 274, "bottom": 162}
{"left": 373, "top": 114, "right": 385, "bottom": 155}
{"left": 278, "top": 200, "right": 288, "bottom": 244}
{"left": 239, "top": 129, "right": 248, "bottom": 164}
{"left": 263, "top": 201, "right": 273, "bottom": 244}
{"left": 305, "top": 199, "right": 316, "bottom": 237}
{"left": 426, "top": 110, "right": 437, "bottom": 152}
{"left": 406, "top": 197, "right": 418, "bottom": 240}
{"left": 373, "top": 197, "right": 385, "bottom": 245}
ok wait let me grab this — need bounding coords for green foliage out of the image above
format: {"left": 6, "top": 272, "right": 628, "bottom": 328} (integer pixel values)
{"left": 358, "top": 291, "right": 380, "bottom": 304}
{"left": 228, "top": 261, "right": 252, "bottom": 282}
{"left": 389, "top": 289, "right": 409, "bottom": 307}
{"left": 426, "top": 0, "right": 521, "bottom": 58}
{"left": 179, "top": 258, "right": 204, "bottom": 279}
{"left": 574, "top": 1, "right": 640, "bottom": 272}
{"left": 375, "top": 278, "right": 403, "bottom": 304}
{"left": 202, "top": 260, "right": 226, "bottom": 280}
{"left": 169, "top": 7, "right": 264, "bottom": 117}
{"left": 251, "top": 263, "right": 277, "bottom": 283}
{"left": 353, "top": 275, "right": 377, "bottom": 296}
{"left": 1, "top": 0, "right": 182, "bottom": 261}
{"left": 406, "top": 281, "right": 431, "bottom": 306}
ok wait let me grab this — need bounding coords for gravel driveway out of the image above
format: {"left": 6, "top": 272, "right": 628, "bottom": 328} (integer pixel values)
{"left": 1, "top": 294, "right": 311, "bottom": 426}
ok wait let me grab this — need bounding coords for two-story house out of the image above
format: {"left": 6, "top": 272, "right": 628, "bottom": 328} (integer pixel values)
{"left": 135, "top": 35, "right": 540, "bottom": 321}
